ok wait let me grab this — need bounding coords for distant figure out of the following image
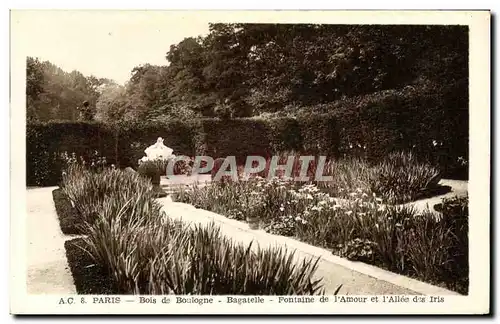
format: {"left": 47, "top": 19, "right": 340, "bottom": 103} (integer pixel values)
{"left": 78, "top": 101, "right": 94, "bottom": 121}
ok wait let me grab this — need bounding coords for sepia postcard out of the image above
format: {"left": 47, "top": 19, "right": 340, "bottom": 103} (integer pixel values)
{"left": 10, "top": 10, "right": 490, "bottom": 315}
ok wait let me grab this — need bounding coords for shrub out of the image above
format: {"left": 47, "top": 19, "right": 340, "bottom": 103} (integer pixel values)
{"left": 315, "top": 152, "right": 442, "bottom": 204}
{"left": 52, "top": 188, "right": 81, "bottom": 235}
{"left": 368, "top": 151, "right": 441, "bottom": 204}
{"left": 137, "top": 160, "right": 164, "bottom": 178}
{"left": 81, "top": 196, "right": 168, "bottom": 294}
{"left": 82, "top": 204, "right": 324, "bottom": 295}
{"left": 142, "top": 223, "right": 323, "bottom": 295}
{"left": 27, "top": 100, "right": 467, "bottom": 188}
{"left": 435, "top": 196, "right": 469, "bottom": 293}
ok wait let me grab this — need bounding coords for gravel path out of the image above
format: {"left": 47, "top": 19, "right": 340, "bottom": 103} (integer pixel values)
{"left": 26, "top": 187, "right": 77, "bottom": 294}
{"left": 403, "top": 179, "right": 468, "bottom": 215}
{"left": 158, "top": 178, "right": 467, "bottom": 296}
{"left": 25, "top": 178, "right": 466, "bottom": 295}
{"left": 159, "top": 200, "right": 460, "bottom": 295}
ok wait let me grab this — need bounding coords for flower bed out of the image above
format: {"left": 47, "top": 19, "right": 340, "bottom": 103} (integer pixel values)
{"left": 56, "top": 165, "right": 326, "bottom": 295}
{"left": 52, "top": 188, "right": 81, "bottom": 235}
{"left": 253, "top": 151, "right": 444, "bottom": 204}
{"left": 174, "top": 175, "right": 469, "bottom": 295}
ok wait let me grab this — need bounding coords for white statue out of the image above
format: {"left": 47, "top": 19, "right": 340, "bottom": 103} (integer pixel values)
{"left": 140, "top": 137, "right": 174, "bottom": 162}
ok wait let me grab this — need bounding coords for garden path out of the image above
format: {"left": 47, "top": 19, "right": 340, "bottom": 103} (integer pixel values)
{"left": 26, "top": 187, "right": 78, "bottom": 294}
{"left": 23, "top": 183, "right": 464, "bottom": 296}
{"left": 162, "top": 176, "right": 468, "bottom": 215}
{"left": 159, "top": 199, "right": 460, "bottom": 296}
{"left": 402, "top": 179, "right": 468, "bottom": 215}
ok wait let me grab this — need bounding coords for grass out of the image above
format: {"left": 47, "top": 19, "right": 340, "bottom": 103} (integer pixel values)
{"left": 52, "top": 188, "right": 81, "bottom": 235}
{"left": 55, "top": 164, "right": 326, "bottom": 295}
{"left": 174, "top": 174, "right": 469, "bottom": 295}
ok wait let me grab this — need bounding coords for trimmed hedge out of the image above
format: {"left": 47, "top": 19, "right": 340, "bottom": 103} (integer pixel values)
{"left": 27, "top": 121, "right": 116, "bottom": 186}
{"left": 26, "top": 85, "right": 468, "bottom": 186}
{"left": 328, "top": 85, "right": 468, "bottom": 179}
{"left": 26, "top": 116, "right": 340, "bottom": 186}
{"left": 199, "top": 116, "right": 339, "bottom": 164}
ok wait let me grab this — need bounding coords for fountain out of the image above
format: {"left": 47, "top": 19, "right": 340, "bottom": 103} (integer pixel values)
{"left": 143, "top": 137, "right": 174, "bottom": 161}
{"left": 138, "top": 137, "right": 174, "bottom": 198}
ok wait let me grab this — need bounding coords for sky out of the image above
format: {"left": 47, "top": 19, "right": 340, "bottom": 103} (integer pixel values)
{"left": 12, "top": 11, "right": 211, "bottom": 84}
{"left": 12, "top": 10, "right": 482, "bottom": 85}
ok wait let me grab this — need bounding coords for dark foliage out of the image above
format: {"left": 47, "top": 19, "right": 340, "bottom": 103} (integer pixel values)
{"left": 27, "top": 116, "right": 340, "bottom": 185}
{"left": 52, "top": 188, "right": 83, "bottom": 235}
{"left": 65, "top": 238, "right": 116, "bottom": 294}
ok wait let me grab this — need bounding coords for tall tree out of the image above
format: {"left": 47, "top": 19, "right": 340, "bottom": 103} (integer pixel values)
{"left": 25, "top": 57, "right": 113, "bottom": 121}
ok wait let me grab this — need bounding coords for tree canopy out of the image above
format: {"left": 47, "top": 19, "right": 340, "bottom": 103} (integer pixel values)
{"left": 26, "top": 24, "right": 468, "bottom": 122}
{"left": 26, "top": 57, "right": 114, "bottom": 121}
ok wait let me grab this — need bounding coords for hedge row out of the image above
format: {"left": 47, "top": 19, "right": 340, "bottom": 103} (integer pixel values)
{"left": 27, "top": 93, "right": 468, "bottom": 187}
{"left": 26, "top": 116, "right": 340, "bottom": 186}
{"left": 304, "top": 84, "right": 468, "bottom": 179}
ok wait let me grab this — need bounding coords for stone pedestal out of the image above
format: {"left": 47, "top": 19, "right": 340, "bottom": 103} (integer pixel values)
{"left": 150, "top": 172, "right": 167, "bottom": 198}
{"left": 139, "top": 137, "right": 174, "bottom": 198}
